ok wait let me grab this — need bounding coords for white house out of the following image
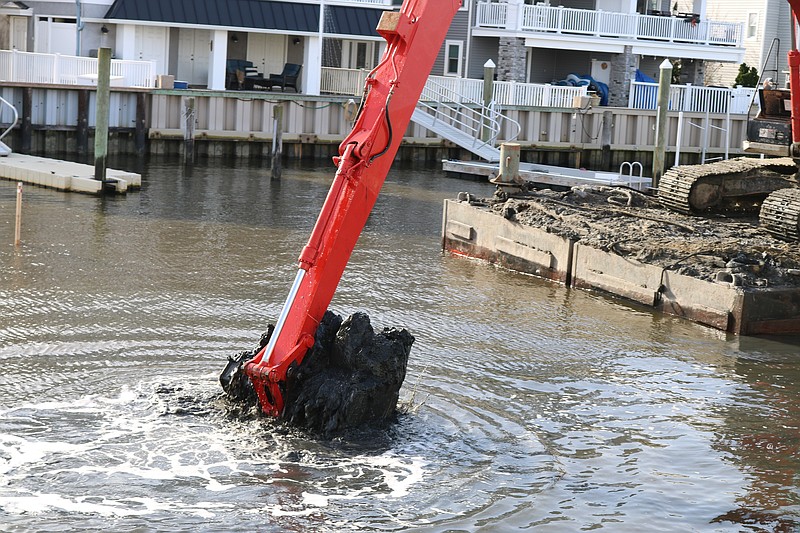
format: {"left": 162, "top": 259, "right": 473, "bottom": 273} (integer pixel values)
{"left": 696, "top": 0, "right": 793, "bottom": 87}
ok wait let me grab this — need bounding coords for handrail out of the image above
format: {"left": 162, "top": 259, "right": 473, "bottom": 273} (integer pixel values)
{"left": 0, "top": 95, "right": 18, "bottom": 142}
{"left": 420, "top": 76, "right": 521, "bottom": 148}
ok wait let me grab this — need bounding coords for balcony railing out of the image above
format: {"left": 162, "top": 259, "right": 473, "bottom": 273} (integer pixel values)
{"left": 628, "top": 81, "right": 756, "bottom": 114}
{"left": 0, "top": 50, "right": 155, "bottom": 88}
{"left": 477, "top": 2, "right": 743, "bottom": 47}
{"left": 321, "top": 67, "right": 587, "bottom": 109}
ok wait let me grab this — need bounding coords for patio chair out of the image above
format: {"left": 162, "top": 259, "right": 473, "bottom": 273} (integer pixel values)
{"left": 265, "top": 63, "right": 302, "bottom": 92}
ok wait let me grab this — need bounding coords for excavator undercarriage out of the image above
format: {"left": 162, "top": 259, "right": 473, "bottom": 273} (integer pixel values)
{"left": 659, "top": 0, "right": 800, "bottom": 242}
{"left": 658, "top": 158, "right": 798, "bottom": 215}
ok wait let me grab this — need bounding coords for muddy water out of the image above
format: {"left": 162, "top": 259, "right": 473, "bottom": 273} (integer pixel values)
{"left": 1, "top": 157, "right": 800, "bottom": 531}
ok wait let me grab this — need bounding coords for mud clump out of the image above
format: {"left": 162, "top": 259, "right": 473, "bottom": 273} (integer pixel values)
{"left": 221, "top": 311, "right": 413, "bottom": 436}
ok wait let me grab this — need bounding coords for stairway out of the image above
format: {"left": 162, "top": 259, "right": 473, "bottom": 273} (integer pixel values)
{"left": 410, "top": 78, "right": 518, "bottom": 163}
{"left": 411, "top": 108, "right": 500, "bottom": 162}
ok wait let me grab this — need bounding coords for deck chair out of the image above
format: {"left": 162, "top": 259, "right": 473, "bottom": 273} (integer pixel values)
{"left": 266, "top": 63, "right": 302, "bottom": 92}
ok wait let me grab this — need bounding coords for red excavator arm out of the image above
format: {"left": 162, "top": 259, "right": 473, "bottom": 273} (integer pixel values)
{"left": 244, "top": 0, "right": 463, "bottom": 416}
{"left": 789, "top": 0, "right": 800, "bottom": 151}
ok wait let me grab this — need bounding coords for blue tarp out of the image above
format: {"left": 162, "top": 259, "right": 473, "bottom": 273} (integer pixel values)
{"left": 554, "top": 73, "right": 609, "bottom": 106}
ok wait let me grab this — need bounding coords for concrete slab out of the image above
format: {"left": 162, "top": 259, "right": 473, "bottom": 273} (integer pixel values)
{"left": 442, "top": 199, "right": 573, "bottom": 284}
{"left": 442, "top": 198, "right": 800, "bottom": 336}
{"left": 0, "top": 154, "right": 140, "bottom": 194}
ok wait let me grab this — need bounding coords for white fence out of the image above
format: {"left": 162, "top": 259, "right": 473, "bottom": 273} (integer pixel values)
{"left": 321, "top": 68, "right": 586, "bottom": 109}
{"left": 477, "top": 2, "right": 743, "bottom": 47}
{"left": 0, "top": 50, "right": 155, "bottom": 88}
{"left": 628, "top": 81, "right": 756, "bottom": 114}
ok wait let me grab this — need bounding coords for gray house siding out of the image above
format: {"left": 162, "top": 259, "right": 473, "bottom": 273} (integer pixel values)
{"left": 467, "top": 36, "right": 499, "bottom": 79}
{"left": 528, "top": 48, "right": 593, "bottom": 84}
{"left": 431, "top": 9, "right": 470, "bottom": 77}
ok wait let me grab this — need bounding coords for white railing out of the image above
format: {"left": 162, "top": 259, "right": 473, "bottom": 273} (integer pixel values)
{"left": 628, "top": 81, "right": 756, "bottom": 114}
{"left": 321, "top": 68, "right": 586, "bottom": 109}
{"left": 479, "top": 2, "right": 743, "bottom": 47}
{"left": 0, "top": 50, "right": 155, "bottom": 88}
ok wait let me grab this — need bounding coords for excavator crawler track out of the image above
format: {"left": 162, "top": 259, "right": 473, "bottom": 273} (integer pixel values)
{"left": 760, "top": 188, "right": 800, "bottom": 241}
{"left": 658, "top": 157, "right": 798, "bottom": 215}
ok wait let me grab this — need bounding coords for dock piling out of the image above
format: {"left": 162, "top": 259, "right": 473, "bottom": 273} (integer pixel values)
{"left": 135, "top": 92, "right": 146, "bottom": 156}
{"left": 21, "top": 88, "right": 31, "bottom": 154}
{"left": 94, "top": 47, "right": 111, "bottom": 182}
{"left": 652, "top": 59, "right": 673, "bottom": 189}
{"left": 14, "top": 182, "right": 21, "bottom": 247}
{"left": 77, "top": 89, "right": 89, "bottom": 157}
{"left": 271, "top": 104, "right": 283, "bottom": 180}
{"left": 183, "top": 97, "right": 196, "bottom": 165}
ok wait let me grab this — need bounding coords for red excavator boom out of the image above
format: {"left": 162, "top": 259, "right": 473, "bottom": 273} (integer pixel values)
{"left": 789, "top": 0, "right": 800, "bottom": 150}
{"left": 244, "top": 0, "right": 463, "bottom": 416}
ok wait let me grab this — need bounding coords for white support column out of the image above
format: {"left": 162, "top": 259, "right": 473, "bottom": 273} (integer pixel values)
{"left": 208, "top": 29, "right": 227, "bottom": 91}
{"left": 303, "top": 35, "right": 322, "bottom": 96}
{"left": 115, "top": 24, "right": 135, "bottom": 60}
{"left": 506, "top": 0, "right": 523, "bottom": 31}
{"left": 692, "top": 0, "right": 707, "bottom": 20}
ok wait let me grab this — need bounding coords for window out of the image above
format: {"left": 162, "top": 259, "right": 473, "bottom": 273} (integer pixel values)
{"left": 444, "top": 40, "right": 463, "bottom": 77}
{"left": 747, "top": 12, "right": 758, "bottom": 39}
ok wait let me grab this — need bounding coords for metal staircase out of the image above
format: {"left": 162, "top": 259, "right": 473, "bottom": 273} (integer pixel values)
{"left": 0, "top": 95, "right": 18, "bottom": 156}
{"left": 411, "top": 78, "right": 520, "bottom": 163}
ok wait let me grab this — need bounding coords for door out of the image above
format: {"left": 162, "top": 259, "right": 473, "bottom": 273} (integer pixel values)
{"left": 135, "top": 26, "right": 168, "bottom": 75}
{"left": 247, "top": 33, "right": 286, "bottom": 77}
{"left": 177, "top": 29, "right": 211, "bottom": 86}
{"left": 35, "top": 17, "right": 76, "bottom": 55}
{"left": 10, "top": 16, "right": 27, "bottom": 51}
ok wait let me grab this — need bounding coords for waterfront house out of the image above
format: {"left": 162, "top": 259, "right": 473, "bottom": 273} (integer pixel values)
{"left": 698, "top": 0, "right": 793, "bottom": 87}
{"left": 0, "top": 0, "right": 744, "bottom": 105}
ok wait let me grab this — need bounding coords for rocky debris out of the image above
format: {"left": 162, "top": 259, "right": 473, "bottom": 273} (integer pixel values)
{"left": 221, "top": 311, "right": 413, "bottom": 436}
{"left": 476, "top": 184, "right": 800, "bottom": 289}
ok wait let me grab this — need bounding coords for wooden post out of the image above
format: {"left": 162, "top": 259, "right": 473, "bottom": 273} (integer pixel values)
{"left": 77, "top": 89, "right": 89, "bottom": 157}
{"left": 652, "top": 59, "right": 673, "bottom": 190}
{"left": 21, "top": 87, "right": 32, "bottom": 154}
{"left": 135, "top": 92, "right": 146, "bottom": 156}
{"left": 271, "top": 104, "right": 283, "bottom": 180}
{"left": 482, "top": 59, "right": 496, "bottom": 143}
{"left": 94, "top": 47, "right": 112, "bottom": 182}
{"left": 14, "top": 182, "right": 21, "bottom": 247}
{"left": 600, "top": 109, "right": 613, "bottom": 171}
{"left": 183, "top": 97, "right": 195, "bottom": 165}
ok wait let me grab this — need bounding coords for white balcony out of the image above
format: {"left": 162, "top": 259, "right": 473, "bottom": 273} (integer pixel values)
{"left": 475, "top": 2, "right": 744, "bottom": 62}
{"left": 321, "top": 68, "right": 587, "bottom": 109}
{"left": 0, "top": 50, "right": 155, "bottom": 88}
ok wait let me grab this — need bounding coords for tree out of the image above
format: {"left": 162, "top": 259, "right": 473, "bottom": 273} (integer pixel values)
{"left": 733, "top": 63, "right": 759, "bottom": 87}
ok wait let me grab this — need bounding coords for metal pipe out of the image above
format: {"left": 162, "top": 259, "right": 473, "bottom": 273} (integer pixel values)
{"left": 264, "top": 269, "right": 306, "bottom": 367}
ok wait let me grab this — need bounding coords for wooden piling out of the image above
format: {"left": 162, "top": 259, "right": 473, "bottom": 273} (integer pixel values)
{"left": 21, "top": 87, "right": 31, "bottom": 154}
{"left": 77, "top": 89, "right": 89, "bottom": 157}
{"left": 183, "top": 97, "right": 195, "bottom": 165}
{"left": 600, "top": 110, "right": 613, "bottom": 171}
{"left": 94, "top": 47, "right": 112, "bottom": 182}
{"left": 271, "top": 104, "right": 283, "bottom": 180}
{"left": 14, "top": 182, "right": 21, "bottom": 247}
{"left": 135, "top": 92, "right": 146, "bottom": 156}
{"left": 652, "top": 59, "right": 673, "bottom": 189}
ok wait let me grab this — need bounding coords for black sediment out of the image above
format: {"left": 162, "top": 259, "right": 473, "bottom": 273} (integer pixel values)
{"left": 220, "top": 311, "right": 413, "bottom": 436}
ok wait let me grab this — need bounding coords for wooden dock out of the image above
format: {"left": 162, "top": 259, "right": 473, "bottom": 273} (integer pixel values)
{"left": 442, "top": 159, "right": 652, "bottom": 190}
{"left": 0, "top": 154, "right": 141, "bottom": 194}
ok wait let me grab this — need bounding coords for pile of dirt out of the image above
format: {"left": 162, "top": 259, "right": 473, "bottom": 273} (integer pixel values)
{"left": 476, "top": 184, "right": 800, "bottom": 289}
{"left": 221, "top": 311, "right": 413, "bottom": 436}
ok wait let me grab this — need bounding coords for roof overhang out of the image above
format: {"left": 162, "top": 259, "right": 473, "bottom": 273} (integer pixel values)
{"left": 105, "top": 0, "right": 319, "bottom": 33}
{"left": 0, "top": 1, "right": 32, "bottom": 16}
